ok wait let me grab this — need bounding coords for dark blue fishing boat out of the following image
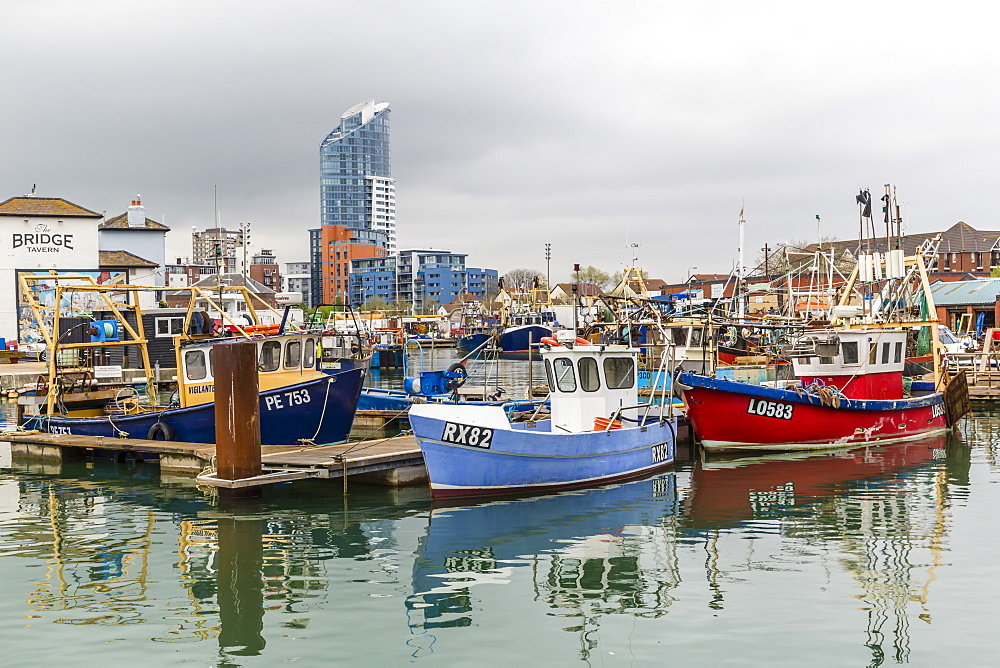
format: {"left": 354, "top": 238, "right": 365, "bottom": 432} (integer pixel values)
{"left": 16, "top": 275, "right": 365, "bottom": 447}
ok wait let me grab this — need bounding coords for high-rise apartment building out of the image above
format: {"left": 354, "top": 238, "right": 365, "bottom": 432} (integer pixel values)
{"left": 311, "top": 99, "right": 395, "bottom": 306}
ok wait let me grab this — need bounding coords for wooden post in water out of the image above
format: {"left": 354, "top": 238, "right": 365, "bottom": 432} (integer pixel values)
{"left": 214, "top": 340, "right": 262, "bottom": 493}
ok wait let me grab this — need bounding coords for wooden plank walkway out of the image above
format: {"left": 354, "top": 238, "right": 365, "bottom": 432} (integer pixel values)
{"left": 0, "top": 431, "right": 424, "bottom": 483}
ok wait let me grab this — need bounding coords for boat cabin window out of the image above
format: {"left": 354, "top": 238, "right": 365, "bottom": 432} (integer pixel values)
{"left": 544, "top": 359, "right": 555, "bottom": 390}
{"left": 304, "top": 338, "right": 316, "bottom": 368}
{"left": 940, "top": 328, "right": 959, "bottom": 345}
{"left": 894, "top": 341, "right": 903, "bottom": 363}
{"left": 552, "top": 357, "right": 577, "bottom": 392}
{"left": 603, "top": 357, "right": 635, "bottom": 389}
{"left": 284, "top": 340, "right": 302, "bottom": 369}
{"left": 841, "top": 341, "right": 859, "bottom": 364}
{"left": 671, "top": 328, "right": 687, "bottom": 346}
{"left": 578, "top": 357, "right": 601, "bottom": 392}
{"left": 690, "top": 327, "right": 704, "bottom": 347}
{"left": 869, "top": 342, "right": 878, "bottom": 365}
{"left": 185, "top": 350, "right": 208, "bottom": 380}
{"left": 156, "top": 316, "right": 185, "bottom": 338}
{"left": 259, "top": 341, "right": 281, "bottom": 372}
{"left": 881, "top": 342, "right": 891, "bottom": 365}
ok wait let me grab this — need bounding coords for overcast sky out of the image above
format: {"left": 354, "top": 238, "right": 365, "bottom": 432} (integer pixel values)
{"left": 3, "top": 1, "right": 997, "bottom": 284}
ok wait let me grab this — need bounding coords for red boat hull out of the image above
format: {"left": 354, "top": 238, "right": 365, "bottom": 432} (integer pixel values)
{"left": 681, "top": 376, "right": 949, "bottom": 452}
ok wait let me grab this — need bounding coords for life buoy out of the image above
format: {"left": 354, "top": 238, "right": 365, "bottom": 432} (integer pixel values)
{"left": 540, "top": 336, "right": 559, "bottom": 347}
{"left": 445, "top": 362, "right": 468, "bottom": 391}
{"left": 575, "top": 337, "right": 592, "bottom": 346}
{"left": 147, "top": 421, "right": 175, "bottom": 441}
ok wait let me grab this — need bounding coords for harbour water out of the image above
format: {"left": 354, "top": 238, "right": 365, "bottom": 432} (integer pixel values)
{"left": 0, "top": 383, "right": 998, "bottom": 663}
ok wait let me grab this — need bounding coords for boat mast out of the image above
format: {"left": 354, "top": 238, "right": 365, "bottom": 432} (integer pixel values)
{"left": 737, "top": 203, "right": 746, "bottom": 319}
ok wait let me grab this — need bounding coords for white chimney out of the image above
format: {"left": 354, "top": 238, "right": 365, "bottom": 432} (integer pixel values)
{"left": 127, "top": 196, "right": 145, "bottom": 228}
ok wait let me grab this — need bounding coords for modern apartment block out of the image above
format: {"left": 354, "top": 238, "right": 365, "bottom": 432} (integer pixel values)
{"left": 350, "top": 249, "right": 498, "bottom": 313}
{"left": 248, "top": 249, "right": 280, "bottom": 293}
{"left": 283, "top": 261, "right": 312, "bottom": 306}
{"left": 311, "top": 99, "right": 395, "bottom": 306}
{"left": 191, "top": 227, "right": 248, "bottom": 273}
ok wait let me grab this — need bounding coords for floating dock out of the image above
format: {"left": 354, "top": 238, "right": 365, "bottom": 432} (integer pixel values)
{"left": 1, "top": 431, "right": 426, "bottom": 487}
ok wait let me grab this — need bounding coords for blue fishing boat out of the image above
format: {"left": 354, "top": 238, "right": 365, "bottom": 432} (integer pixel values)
{"left": 16, "top": 275, "right": 365, "bottom": 447}
{"left": 409, "top": 333, "right": 678, "bottom": 498}
{"left": 358, "top": 363, "right": 543, "bottom": 413}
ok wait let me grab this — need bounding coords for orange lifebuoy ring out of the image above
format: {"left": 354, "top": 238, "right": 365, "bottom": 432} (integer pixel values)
{"left": 540, "top": 336, "right": 559, "bottom": 347}
{"left": 575, "top": 337, "right": 591, "bottom": 346}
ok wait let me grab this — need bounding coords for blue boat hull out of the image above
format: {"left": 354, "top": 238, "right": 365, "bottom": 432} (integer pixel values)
{"left": 457, "top": 333, "right": 493, "bottom": 353}
{"left": 409, "top": 406, "right": 676, "bottom": 498}
{"left": 369, "top": 347, "right": 404, "bottom": 368}
{"left": 497, "top": 325, "right": 552, "bottom": 354}
{"left": 24, "top": 369, "right": 365, "bottom": 446}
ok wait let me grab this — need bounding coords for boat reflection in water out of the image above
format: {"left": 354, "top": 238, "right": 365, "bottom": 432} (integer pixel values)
{"left": 406, "top": 474, "right": 680, "bottom": 657}
{"left": 684, "top": 432, "right": 970, "bottom": 666}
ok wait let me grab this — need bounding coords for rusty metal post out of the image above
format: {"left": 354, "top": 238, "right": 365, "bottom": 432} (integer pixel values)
{"left": 214, "top": 340, "right": 261, "bottom": 489}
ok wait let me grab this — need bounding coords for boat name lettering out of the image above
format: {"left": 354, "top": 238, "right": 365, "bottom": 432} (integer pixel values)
{"left": 188, "top": 384, "right": 215, "bottom": 394}
{"left": 651, "top": 442, "right": 670, "bottom": 463}
{"left": 931, "top": 402, "right": 945, "bottom": 419}
{"left": 747, "top": 398, "right": 794, "bottom": 420}
{"left": 264, "top": 388, "right": 311, "bottom": 411}
{"left": 51, "top": 425, "right": 71, "bottom": 435}
{"left": 441, "top": 422, "right": 494, "bottom": 449}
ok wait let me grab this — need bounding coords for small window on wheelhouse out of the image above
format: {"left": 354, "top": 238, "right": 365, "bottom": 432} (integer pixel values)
{"left": 603, "top": 357, "right": 635, "bottom": 389}
{"left": 869, "top": 342, "right": 878, "bottom": 365}
{"left": 185, "top": 350, "right": 208, "bottom": 380}
{"left": 841, "top": 341, "right": 859, "bottom": 364}
{"left": 284, "top": 340, "right": 302, "bottom": 368}
{"left": 544, "top": 358, "right": 555, "bottom": 390}
{"left": 894, "top": 341, "right": 903, "bottom": 364}
{"left": 552, "top": 357, "right": 577, "bottom": 392}
{"left": 578, "top": 357, "right": 600, "bottom": 392}
{"left": 304, "top": 338, "right": 316, "bottom": 368}
{"left": 881, "top": 342, "right": 891, "bottom": 365}
{"left": 259, "top": 341, "right": 281, "bottom": 372}
{"left": 690, "top": 327, "right": 704, "bottom": 347}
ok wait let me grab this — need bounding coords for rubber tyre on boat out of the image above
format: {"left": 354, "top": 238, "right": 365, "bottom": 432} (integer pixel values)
{"left": 147, "top": 421, "right": 175, "bottom": 441}
{"left": 445, "top": 362, "right": 468, "bottom": 391}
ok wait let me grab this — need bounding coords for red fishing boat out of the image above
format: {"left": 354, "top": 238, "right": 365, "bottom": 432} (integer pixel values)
{"left": 678, "top": 327, "right": 969, "bottom": 451}
{"left": 679, "top": 185, "right": 971, "bottom": 452}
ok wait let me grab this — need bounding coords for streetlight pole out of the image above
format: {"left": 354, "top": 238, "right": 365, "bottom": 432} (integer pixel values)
{"left": 545, "top": 243, "right": 551, "bottom": 290}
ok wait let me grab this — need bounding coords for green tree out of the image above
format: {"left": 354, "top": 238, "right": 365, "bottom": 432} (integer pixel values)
{"left": 362, "top": 296, "right": 390, "bottom": 311}
{"left": 573, "top": 266, "right": 613, "bottom": 290}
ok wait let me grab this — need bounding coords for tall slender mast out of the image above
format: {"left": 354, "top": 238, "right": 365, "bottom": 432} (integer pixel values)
{"left": 737, "top": 202, "right": 746, "bottom": 319}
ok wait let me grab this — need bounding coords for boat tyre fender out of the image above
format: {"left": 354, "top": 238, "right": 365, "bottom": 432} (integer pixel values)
{"left": 147, "top": 421, "right": 175, "bottom": 441}
{"left": 445, "top": 362, "right": 468, "bottom": 391}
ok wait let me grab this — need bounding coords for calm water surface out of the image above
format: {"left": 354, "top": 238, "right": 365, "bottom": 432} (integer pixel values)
{"left": 1, "top": 395, "right": 998, "bottom": 664}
